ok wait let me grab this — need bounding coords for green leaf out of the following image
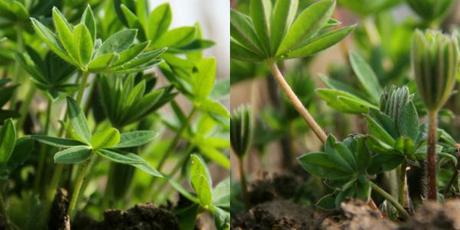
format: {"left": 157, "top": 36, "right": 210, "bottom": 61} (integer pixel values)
{"left": 53, "top": 7, "right": 78, "bottom": 62}
{"left": 212, "top": 178, "right": 230, "bottom": 208}
{"left": 115, "top": 130, "right": 158, "bottom": 148}
{"left": 316, "top": 88, "right": 378, "bottom": 113}
{"left": 66, "top": 97, "right": 91, "bottom": 144}
{"left": 250, "top": 0, "right": 272, "bottom": 53}
{"left": 112, "top": 41, "right": 149, "bottom": 67}
{"left": 54, "top": 145, "right": 91, "bottom": 164}
{"left": 96, "top": 149, "right": 162, "bottom": 177}
{"left": 87, "top": 53, "right": 118, "bottom": 72}
{"left": 90, "top": 127, "right": 120, "bottom": 149}
{"left": 213, "top": 206, "right": 230, "bottom": 230}
{"left": 0, "top": 119, "right": 16, "bottom": 163}
{"left": 286, "top": 26, "right": 354, "bottom": 58}
{"left": 324, "top": 137, "right": 354, "bottom": 172}
{"left": 155, "top": 26, "right": 196, "bottom": 48}
{"left": 31, "top": 135, "right": 84, "bottom": 148}
{"left": 277, "top": 0, "right": 335, "bottom": 55}
{"left": 398, "top": 102, "right": 419, "bottom": 140}
{"left": 364, "top": 114, "right": 396, "bottom": 146}
{"left": 97, "top": 29, "right": 137, "bottom": 55}
{"left": 230, "top": 38, "right": 263, "bottom": 62}
{"left": 193, "top": 58, "right": 216, "bottom": 100}
{"left": 30, "top": 18, "right": 73, "bottom": 64}
{"left": 199, "top": 146, "right": 230, "bottom": 169}
{"left": 270, "top": 0, "right": 298, "bottom": 54}
{"left": 7, "top": 137, "right": 34, "bottom": 169}
{"left": 230, "top": 9, "right": 264, "bottom": 55}
{"left": 199, "top": 99, "right": 229, "bottom": 118}
{"left": 349, "top": 51, "right": 382, "bottom": 103}
{"left": 120, "top": 4, "right": 139, "bottom": 28}
{"left": 81, "top": 5, "right": 96, "bottom": 41}
{"left": 147, "top": 3, "right": 172, "bottom": 42}
{"left": 73, "top": 24, "right": 93, "bottom": 66}
{"left": 297, "top": 152, "right": 351, "bottom": 180}
{"left": 189, "top": 154, "right": 213, "bottom": 207}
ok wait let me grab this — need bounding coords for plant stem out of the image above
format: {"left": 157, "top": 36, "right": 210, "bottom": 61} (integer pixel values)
{"left": 67, "top": 156, "right": 92, "bottom": 218}
{"left": 398, "top": 163, "right": 410, "bottom": 210}
{"left": 427, "top": 110, "right": 438, "bottom": 200}
{"left": 269, "top": 62, "right": 327, "bottom": 143}
{"left": 238, "top": 157, "right": 249, "bottom": 209}
{"left": 16, "top": 85, "right": 36, "bottom": 133}
{"left": 34, "top": 97, "right": 53, "bottom": 194}
{"left": 76, "top": 71, "right": 89, "bottom": 106}
{"left": 370, "top": 181, "right": 410, "bottom": 219}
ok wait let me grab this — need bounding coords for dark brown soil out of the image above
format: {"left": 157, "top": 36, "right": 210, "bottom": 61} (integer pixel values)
{"left": 400, "top": 200, "right": 460, "bottom": 230}
{"left": 248, "top": 172, "right": 302, "bottom": 206}
{"left": 73, "top": 203, "right": 180, "bottom": 230}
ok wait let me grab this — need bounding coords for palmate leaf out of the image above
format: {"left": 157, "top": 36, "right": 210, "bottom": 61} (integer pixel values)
{"left": 250, "top": 0, "right": 272, "bottom": 54}
{"left": 81, "top": 5, "right": 96, "bottom": 41}
{"left": 31, "top": 135, "right": 84, "bottom": 148}
{"left": 230, "top": 10, "right": 264, "bottom": 56}
{"left": 316, "top": 88, "right": 378, "bottom": 113}
{"left": 155, "top": 26, "right": 196, "bottom": 48}
{"left": 97, "top": 29, "right": 137, "bottom": 55}
{"left": 53, "top": 7, "right": 79, "bottom": 63}
{"left": 212, "top": 178, "right": 230, "bottom": 208}
{"left": 364, "top": 114, "right": 396, "bottom": 146}
{"left": 192, "top": 57, "right": 216, "bottom": 100}
{"left": 270, "top": 0, "right": 298, "bottom": 54}
{"left": 277, "top": 0, "right": 335, "bottom": 55}
{"left": 298, "top": 152, "right": 351, "bottom": 180}
{"left": 90, "top": 127, "right": 120, "bottom": 149}
{"left": 73, "top": 24, "right": 93, "bottom": 66}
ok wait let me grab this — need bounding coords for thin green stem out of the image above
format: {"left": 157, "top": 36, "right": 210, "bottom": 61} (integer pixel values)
{"left": 76, "top": 71, "right": 89, "bottom": 105}
{"left": 33, "top": 98, "right": 53, "bottom": 194}
{"left": 67, "top": 156, "right": 92, "bottom": 219}
{"left": 427, "top": 110, "right": 438, "bottom": 200}
{"left": 370, "top": 181, "right": 409, "bottom": 219}
{"left": 269, "top": 62, "right": 327, "bottom": 143}
{"left": 238, "top": 157, "right": 249, "bottom": 209}
{"left": 16, "top": 85, "right": 36, "bottom": 134}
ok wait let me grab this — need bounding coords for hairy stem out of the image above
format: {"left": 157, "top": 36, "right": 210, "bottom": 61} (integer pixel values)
{"left": 67, "top": 157, "right": 92, "bottom": 218}
{"left": 370, "top": 181, "right": 410, "bottom": 219}
{"left": 76, "top": 71, "right": 89, "bottom": 106}
{"left": 398, "top": 163, "right": 410, "bottom": 210}
{"left": 238, "top": 157, "right": 249, "bottom": 209}
{"left": 427, "top": 111, "right": 438, "bottom": 200}
{"left": 269, "top": 62, "right": 327, "bottom": 143}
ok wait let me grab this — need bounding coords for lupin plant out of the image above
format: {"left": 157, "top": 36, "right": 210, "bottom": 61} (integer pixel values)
{"left": 230, "top": 106, "right": 254, "bottom": 207}
{"left": 231, "top": 0, "right": 354, "bottom": 143}
{"left": 412, "top": 30, "right": 459, "bottom": 200}
{"left": 0, "top": 1, "right": 229, "bottom": 229}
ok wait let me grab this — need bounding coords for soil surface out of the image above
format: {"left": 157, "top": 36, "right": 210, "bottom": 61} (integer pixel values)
{"left": 232, "top": 172, "right": 460, "bottom": 230}
{"left": 73, "top": 203, "right": 180, "bottom": 230}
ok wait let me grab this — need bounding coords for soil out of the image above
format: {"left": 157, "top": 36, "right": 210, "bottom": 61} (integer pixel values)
{"left": 73, "top": 203, "right": 180, "bottom": 230}
{"left": 48, "top": 188, "right": 70, "bottom": 230}
{"left": 233, "top": 172, "right": 460, "bottom": 230}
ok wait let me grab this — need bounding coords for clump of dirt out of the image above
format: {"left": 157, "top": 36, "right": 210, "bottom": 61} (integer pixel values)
{"left": 400, "top": 200, "right": 460, "bottom": 230}
{"left": 248, "top": 173, "right": 302, "bottom": 206}
{"left": 231, "top": 200, "right": 317, "bottom": 229}
{"left": 73, "top": 203, "right": 179, "bottom": 230}
{"left": 321, "top": 200, "right": 397, "bottom": 230}
{"left": 48, "top": 188, "right": 70, "bottom": 230}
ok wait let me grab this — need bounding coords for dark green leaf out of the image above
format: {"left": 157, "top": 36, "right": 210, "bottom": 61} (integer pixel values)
{"left": 31, "top": 135, "right": 84, "bottom": 148}
{"left": 250, "top": 0, "right": 272, "bottom": 53}
{"left": 81, "top": 5, "right": 96, "bottom": 41}
{"left": 66, "top": 97, "right": 91, "bottom": 144}
{"left": 349, "top": 51, "right": 382, "bottom": 103}
{"left": 270, "top": 0, "right": 298, "bottom": 54}
{"left": 97, "top": 149, "right": 162, "bottom": 177}
{"left": 54, "top": 145, "right": 91, "bottom": 164}
{"left": 0, "top": 119, "right": 16, "bottom": 163}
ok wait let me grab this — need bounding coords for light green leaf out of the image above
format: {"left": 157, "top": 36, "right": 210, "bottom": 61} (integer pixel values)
{"left": 54, "top": 145, "right": 91, "bottom": 164}
{"left": 277, "top": 0, "right": 335, "bottom": 55}
{"left": 155, "top": 26, "right": 196, "bottom": 48}
{"left": 30, "top": 18, "right": 73, "bottom": 64}
{"left": 193, "top": 58, "right": 216, "bottom": 100}
{"left": 199, "top": 146, "right": 230, "bottom": 169}
{"left": 364, "top": 114, "right": 396, "bottom": 146}
{"left": 90, "top": 127, "right": 120, "bottom": 149}
{"left": 286, "top": 26, "right": 354, "bottom": 58}
{"left": 73, "top": 24, "right": 93, "bottom": 66}
{"left": 316, "top": 88, "right": 378, "bottom": 113}
{"left": 349, "top": 51, "right": 382, "bottom": 103}
{"left": 0, "top": 119, "right": 16, "bottom": 163}
{"left": 81, "top": 5, "right": 96, "bottom": 41}
{"left": 147, "top": 3, "right": 172, "bottom": 42}
{"left": 199, "top": 99, "right": 230, "bottom": 118}
{"left": 97, "top": 29, "right": 137, "bottom": 55}
{"left": 53, "top": 7, "right": 78, "bottom": 62}
{"left": 250, "top": 0, "right": 272, "bottom": 53}
{"left": 112, "top": 41, "right": 149, "bottom": 67}
{"left": 31, "top": 135, "right": 84, "bottom": 148}
{"left": 66, "top": 97, "right": 91, "bottom": 144}
{"left": 115, "top": 130, "right": 158, "bottom": 148}
{"left": 230, "top": 9, "right": 264, "bottom": 55}
{"left": 120, "top": 4, "right": 139, "bottom": 28}
{"left": 96, "top": 149, "right": 162, "bottom": 177}
{"left": 270, "top": 0, "right": 298, "bottom": 54}
{"left": 212, "top": 178, "right": 230, "bottom": 208}
{"left": 87, "top": 53, "right": 118, "bottom": 71}
{"left": 189, "top": 154, "right": 213, "bottom": 207}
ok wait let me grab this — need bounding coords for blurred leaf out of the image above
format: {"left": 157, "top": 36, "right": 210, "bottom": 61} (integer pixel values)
{"left": 0, "top": 119, "right": 16, "bottom": 163}
{"left": 115, "top": 130, "right": 158, "bottom": 148}
{"left": 54, "top": 145, "right": 91, "bottom": 164}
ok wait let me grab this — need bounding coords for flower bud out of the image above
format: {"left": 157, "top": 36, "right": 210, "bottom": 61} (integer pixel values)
{"left": 380, "top": 85, "right": 411, "bottom": 122}
{"left": 230, "top": 106, "right": 254, "bottom": 158}
{"left": 412, "top": 30, "right": 459, "bottom": 112}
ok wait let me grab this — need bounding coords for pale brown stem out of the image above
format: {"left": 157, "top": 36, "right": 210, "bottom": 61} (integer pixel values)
{"left": 269, "top": 62, "right": 327, "bottom": 143}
